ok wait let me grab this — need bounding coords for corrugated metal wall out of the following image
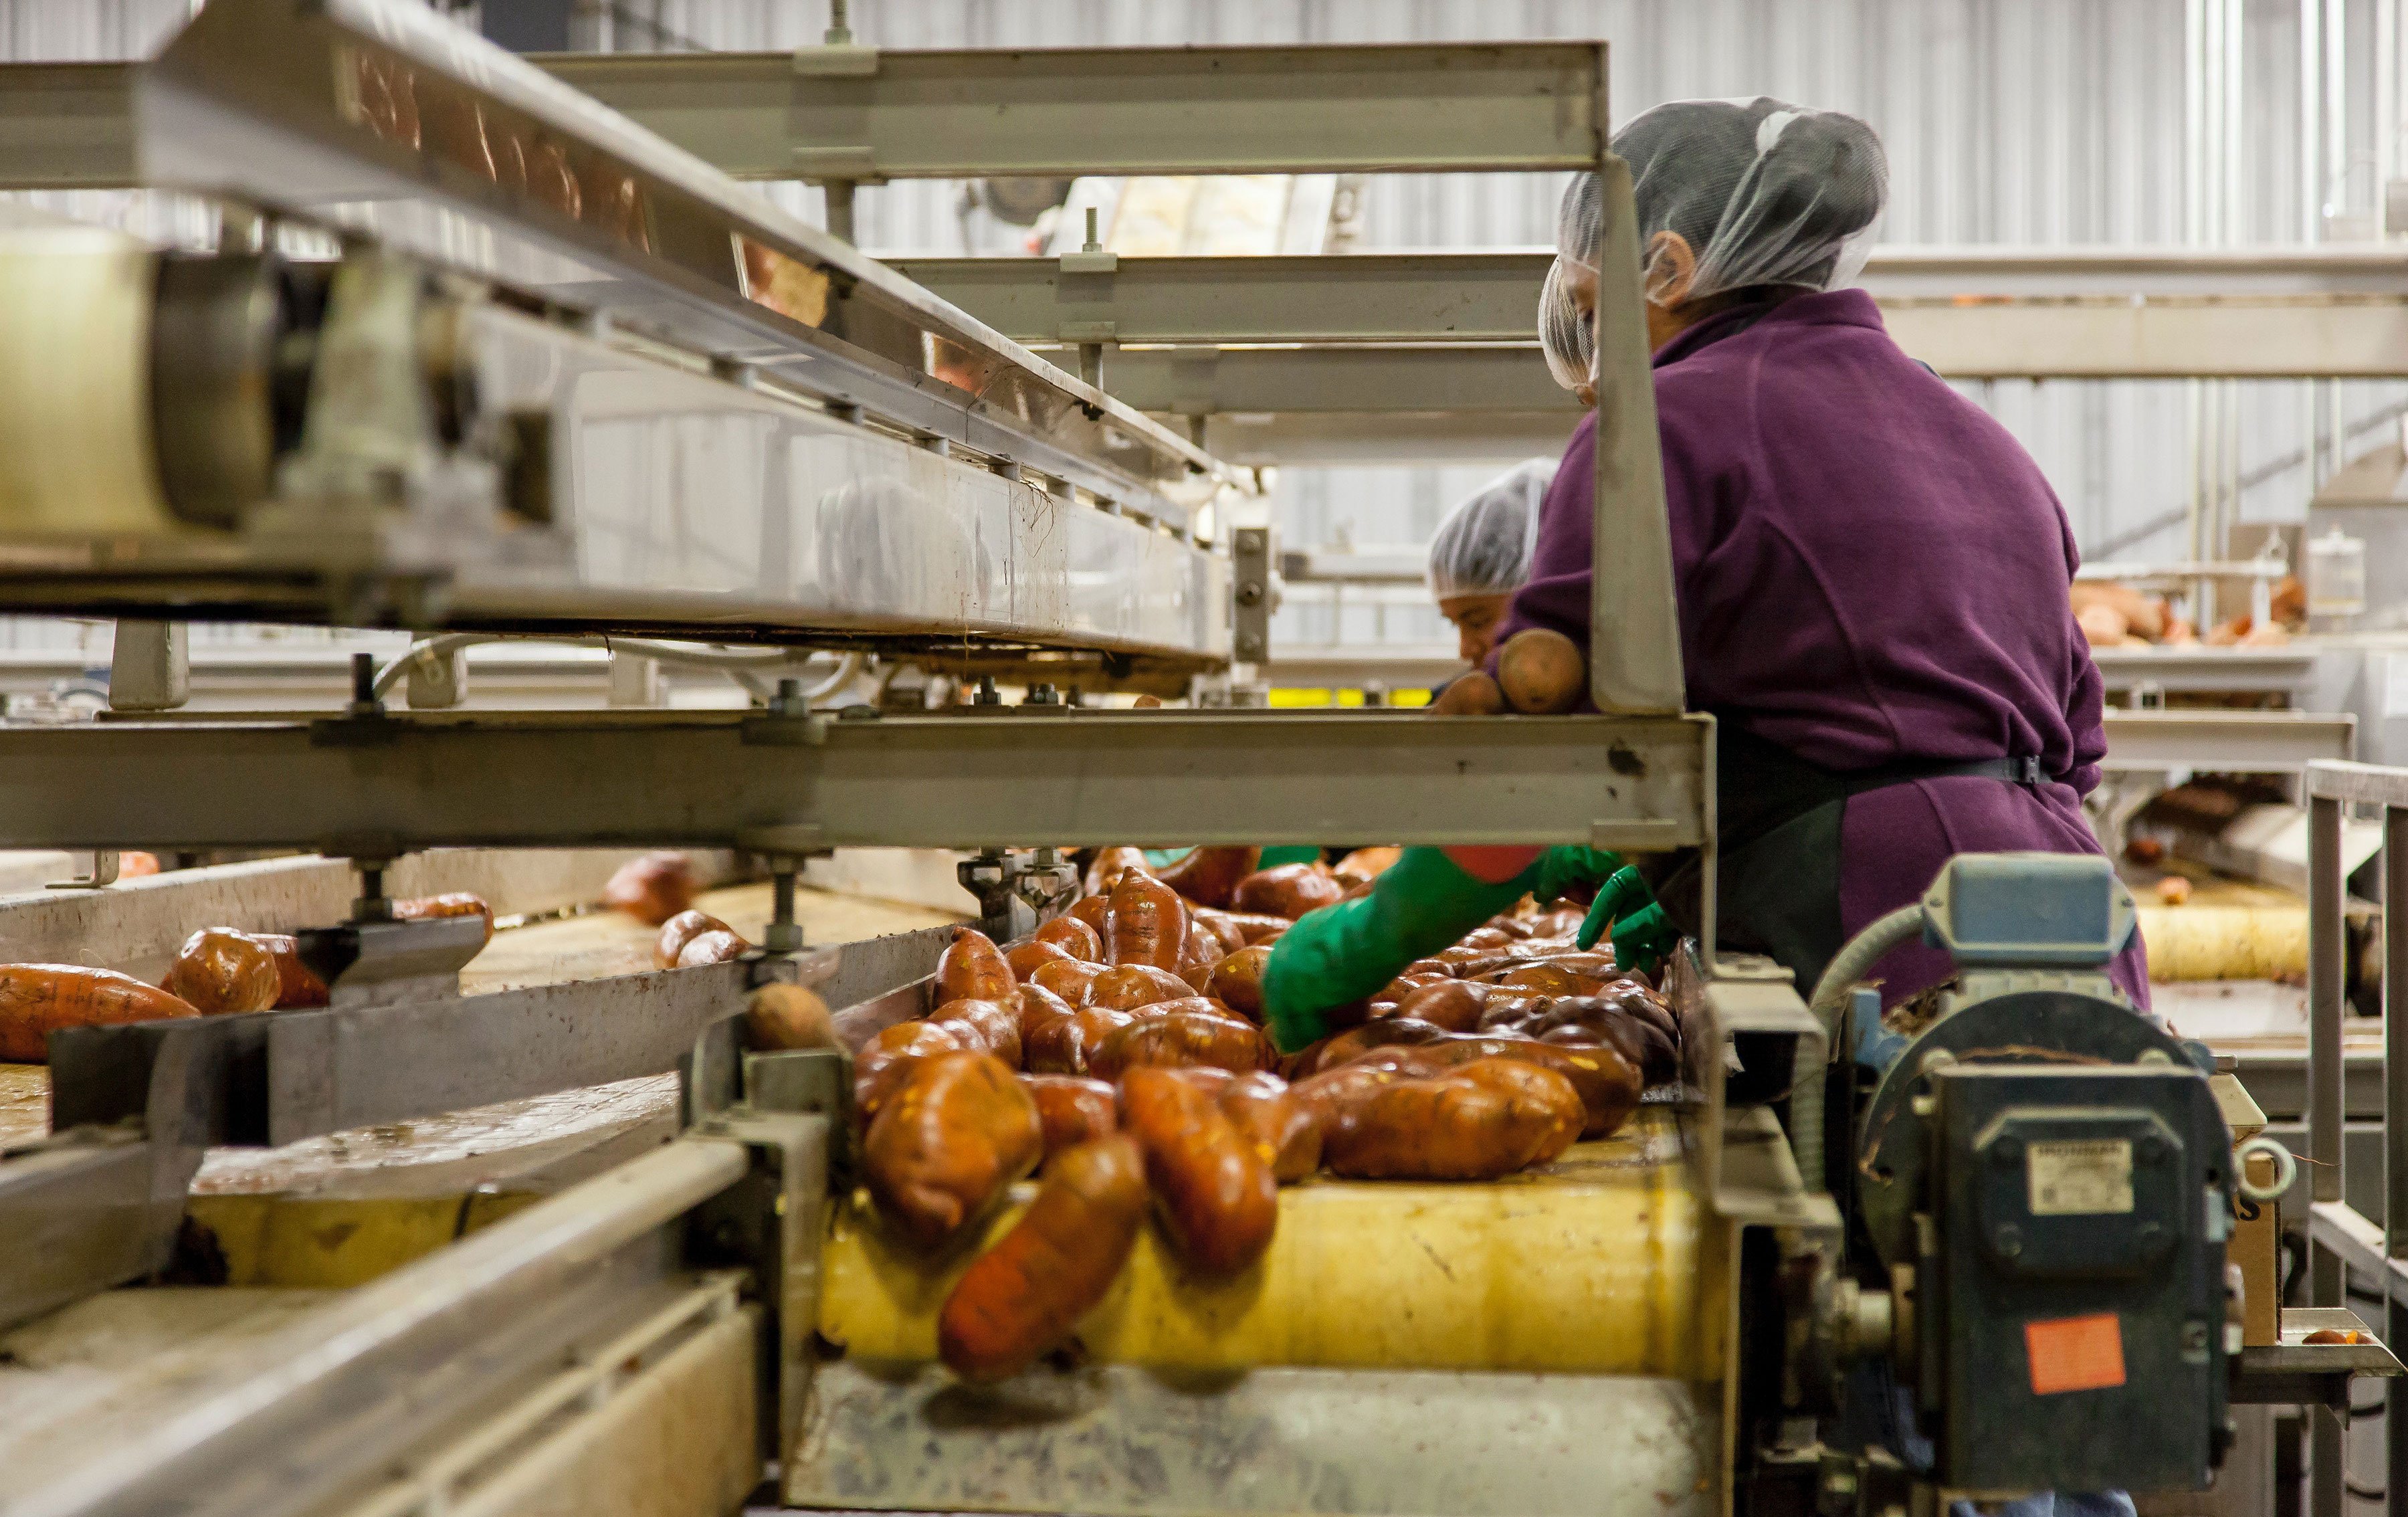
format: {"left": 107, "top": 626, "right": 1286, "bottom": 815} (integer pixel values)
{"left": 1, "top": 0, "right": 2397, "bottom": 656}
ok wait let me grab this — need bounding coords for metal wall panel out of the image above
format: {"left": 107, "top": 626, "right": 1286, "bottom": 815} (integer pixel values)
{"left": 3, "top": 0, "right": 2401, "bottom": 663}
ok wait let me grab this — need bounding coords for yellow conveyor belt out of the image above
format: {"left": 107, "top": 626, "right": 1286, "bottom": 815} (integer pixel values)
{"left": 819, "top": 1106, "right": 1720, "bottom": 1379}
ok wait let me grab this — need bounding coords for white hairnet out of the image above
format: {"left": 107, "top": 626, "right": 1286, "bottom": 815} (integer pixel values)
{"left": 1538, "top": 96, "right": 1888, "bottom": 390}
{"left": 1427, "top": 459, "right": 1555, "bottom": 599}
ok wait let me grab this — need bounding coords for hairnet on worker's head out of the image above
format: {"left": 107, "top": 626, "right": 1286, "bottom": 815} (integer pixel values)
{"left": 1427, "top": 458, "right": 1556, "bottom": 599}
{"left": 1538, "top": 97, "right": 1887, "bottom": 388}
{"left": 1537, "top": 256, "right": 1593, "bottom": 391}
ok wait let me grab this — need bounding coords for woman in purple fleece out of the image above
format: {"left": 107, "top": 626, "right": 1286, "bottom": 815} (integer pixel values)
{"left": 1509, "top": 97, "right": 2148, "bottom": 1018}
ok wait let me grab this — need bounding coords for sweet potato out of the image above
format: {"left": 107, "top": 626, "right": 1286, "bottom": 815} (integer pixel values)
{"left": 1429, "top": 670, "right": 1507, "bottom": 715}
{"left": 1088, "top": 1009, "right": 1272, "bottom": 1080}
{"left": 1496, "top": 628, "right": 1587, "bottom": 715}
{"left": 1284, "top": 1064, "right": 1410, "bottom": 1149}
{"left": 1332, "top": 845, "right": 1402, "bottom": 885}
{"left": 1187, "top": 908, "right": 1250, "bottom": 957}
{"left": 1087, "top": 963, "right": 1197, "bottom": 1013}
{"left": 1178, "top": 922, "right": 1225, "bottom": 990}
{"left": 1203, "top": 944, "right": 1273, "bottom": 1023}
{"left": 745, "top": 983, "right": 837, "bottom": 1051}
{"left": 1213, "top": 912, "right": 1293, "bottom": 946}
{"left": 1033, "top": 914, "right": 1104, "bottom": 963}
{"left": 242, "top": 932, "right": 328, "bottom": 1009}
{"left": 1394, "top": 979, "right": 1491, "bottom": 1032}
{"left": 1068, "top": 894, "right": 1115, "bottom": 940}
{"left": 1084, "top": 847, "right": 1150, "bottom": 898}
{"left": 1024, "top": 1005, "right": 1140, "bottom": 1076}
{"left": 674, "top": 928, "right": 748, "bottom": 967}
{"left": 855, "top": 1020, "right": 966, "bottom": 1108}
{"left": 1220, "top": 1071, "right": 1322, "bottom": 1183}
{"left": 1, "top": 965, "right": 199, "bottom": 1062}
{"left": 864, "top": 1051, "right": 1043, "bottom": 1249}
{"left": 1154, "top": 846, "right": 1262, "bottom": 910}
{"left": 1015, "top": 983, "right": 1076, "bottom": 1043}
{"left": 1346, "top": 1035, "right": 1641, "bottom": 1139}
{"left": 937, "top": 1133, "right": 1148, "bottom": 1381}
{"left": 1231, "top": 863, "right": 1346, "bottom": 921}
{"left": 164, "top": 928, "right": 281, "bottom": 1017}
{"left": 1030, "top": 958, "right": 1104, "bottom": 1006}
{"left": 1309, "top": 1017, "right": 1454, "bottom": 1074}
{"left": 1021, "top": 1074, "right": 1121, "bottom": 1160}
{"left": 931, "top": 996, "right": 1024, "bottom": 1068}
{"left": 938, "top": 927, "right": 1016, "bottom": 1003}
{"left": 602, "top": 853, "right": 696, "bottom": 926}
{"left": 1322, "top": 1057, "right": 1583, "bottom": 1179}
{"left": 1106, "top": 872, "right": 1188, "bottom": 972}
{"left": 1120, "top": 1066, "right": 1278, "bottom": 1277}
{"left": 654, "top": 909, "right": 728, "bottom": 969}
{"left": 395, "top": 891, "right": 497, "bottom": 944}
{"left": 1523, "top": 998, "right": 1678, "bottom": 1085}
{"left": 1006, "top": 940, "right": 1074, "bottom": 981}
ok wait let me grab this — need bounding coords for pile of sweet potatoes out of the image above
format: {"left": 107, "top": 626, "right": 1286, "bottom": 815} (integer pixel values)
{"left": 852, "top": 845, "right": 1682, "bottom": 1383}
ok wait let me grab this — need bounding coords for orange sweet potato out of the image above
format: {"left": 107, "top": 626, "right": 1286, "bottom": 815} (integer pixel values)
{"left": 938, "top": 927, "right": 1016, "bottom": 1003}
{"left": 241, "top": 932, "right": 328, "bottom": 1009}
{"left": 1120, "top": 1065, "right": 1278, "bottom": 1277}
{"left": 163, "top": 928, "right": 280, "bottom": 1017}
{"left": 1342, "top": 1035, "right": 1641, "bottom": 1140}
{"left": 1021, "top": 1074, "right": 1120, "bottom": 1161}
{"left": 654, "top": 909, "right": 728, "bottom": 969}
{"left": 1429, "top": 670, "right": 1506, "bottom": 715}
{"left": 1106, "top": 872, "right": 1189, "bottom": 972}
{"left": 1230, "top": 863, "right": 1345, "bottom": 920}
{"left": 395, "top": 891, "right": 497, "bottom": 944}
{"left": 1006, "top": 940, "right": 1074, "bottom": 981}
{"left": 937, "top": 1133, "right": 1148, "bottom": 1381}
{"left": 1154, "top": 846, "right": 1262, "bottom": 910}
{"left": 854, "top": 1020, "right": 966, "bottom": 1112}
{"left": 862, "top": 1051, "right": 1043, "bottom": 1250}
{"left": 930, "top": 997, "right": 1023, "bottom": 1068}
{"left": 1030, "top": 958, "right": 1104, "bottom": 1005}
{"left": 674, "top": 928, "right": 748, "bottom": 967}
{"left": 1496, "top": 628, "right": 1587, "bottom": 715}
{"left": 1219, "top": 1071, "right": 1322, "bottom": 1183}
{"left": 1084, "top": 847, "right": 1150, "bottom": 897}
{"left": 1024, "top": 1005, "right": 1139, "bottom": 1076}
{"left": 1203, "top": 944, "right": 1273, "bottom": 1023}
{"left": 746, "top": 983, "right": 837, "bottom": 1051}
{"left": 1394, "top": 980, "right": 1492, "bottom": 1033}
{"left": 1033, "top": 914, "right": 1104, "bottom": 963}
{"left": 1015, "top": 983, "right": 1076, "bottom": 1043}
{"left": 1088, "top": 1009, "right": 1272, "bottom": 1080}
{"left": 1321, "top": 1057, "right": 1583, "bottom": 1179}
{"left": 602, "top": 853, "right": 696, "bottom": 926}
{"left": 1086, "top": 963, "right": 1197, "bottom": 1013}
{"left": 1068, "top": 894, "right": 1115, "bottom": 940}
{"left": 1, "top": 965, "right": 199, "bottom": 1062}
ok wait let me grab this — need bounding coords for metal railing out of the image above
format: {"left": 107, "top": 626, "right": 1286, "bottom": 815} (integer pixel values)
{"left": 2305, "top": 761, "right": 2408, "bottom": 1517}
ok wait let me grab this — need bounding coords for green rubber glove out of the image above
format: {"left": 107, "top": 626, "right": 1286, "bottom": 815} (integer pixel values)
{"left": 1575, "top": 866, "right": 1678, "bottom": 975}
{"left": 1530, "top": 845, "right": 1624, "bottom": 905}
{"left": 1259, "top": 846, "right": 1530, "bottom": 1054}
{"left": 1141, "top": 847, "right": 1193, "bottom": 868}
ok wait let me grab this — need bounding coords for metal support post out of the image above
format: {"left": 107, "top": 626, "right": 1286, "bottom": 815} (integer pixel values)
{"left": 2385, "top": 803, "right": 2408, "bottom": 1517}
{"left": 765, "top": 860, "right": 803, "bottom": 954}
{"left": 106, "top": 620, "right": 187, "bottom": 711}
{"left": 823, "top": 179, "right": 856, "bottom": 243}
{"left": 352, "top": 859, "right": 395, "bottom": 923}
{"left": 2310, "top": 790, "right": 2346, "bottom": 1517}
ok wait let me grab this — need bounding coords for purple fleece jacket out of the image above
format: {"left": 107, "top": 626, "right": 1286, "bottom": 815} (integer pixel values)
{"left": 1493, "top": 289, "right": 2148, "bottom": 1010}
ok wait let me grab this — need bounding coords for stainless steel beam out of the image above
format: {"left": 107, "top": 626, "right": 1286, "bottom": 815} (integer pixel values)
{"left": 791, "top": 1360, "right": 1717, "bottom": 1517}
{"left": 1098, "top": 344, "right": 1578, "bottom": 418}
{"left": 2308, "top": 760, "right": 2408, "bottom": 809}
{"left": 542, "top": 42, "right": 1607, "bottom": 181}
{"left": 1882, "top": 299, "right": 2408, "bottom": 379}
{"left": 0, "top": 1136, "right": 752, "bottom": 1517}
{"left": 135, "top": 0, "right": 1225, "bottom": 501}
{"left": 1859, "top": 245, "right": 2408, "bottom": 299}
{"left": 0, "top": 302, "right": 1232, "bottom": 660}
{"left": 2088, "top": 647, "right": 2322, "bottom": 694}
{"left": 0, "top": 709, "right": 1710, "bottom": 854}
{"left": 2098, "top": 710, "right": 2356, "bottom": 771}
{"left": 0, "top": 63, "right": 131, "bottom": 189}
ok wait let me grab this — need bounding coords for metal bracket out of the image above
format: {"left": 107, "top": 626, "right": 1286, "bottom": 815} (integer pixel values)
{"left": 957, "top": 847, "right": 1076, "bottom": 942}
{"left": 46, "top": 850, "right": 122, "bottom": 890}
{"left": 1232, "top": 525, "right": 1274, "bottom": 664}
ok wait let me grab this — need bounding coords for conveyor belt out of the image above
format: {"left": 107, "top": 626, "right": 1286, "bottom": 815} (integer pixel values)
{"left": 821, "top": 1106, "right": 1717, "bottom": 1380}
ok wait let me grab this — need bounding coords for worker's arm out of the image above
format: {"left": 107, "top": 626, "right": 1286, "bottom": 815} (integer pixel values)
{"left": 1258, "top": 844, "right": 1621, "bottom": 1054}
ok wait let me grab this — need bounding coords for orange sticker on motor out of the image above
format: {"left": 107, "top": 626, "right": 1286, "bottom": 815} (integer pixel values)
{"left": 2025, "top": 1313, "right": 2126, "bottom": 1395}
